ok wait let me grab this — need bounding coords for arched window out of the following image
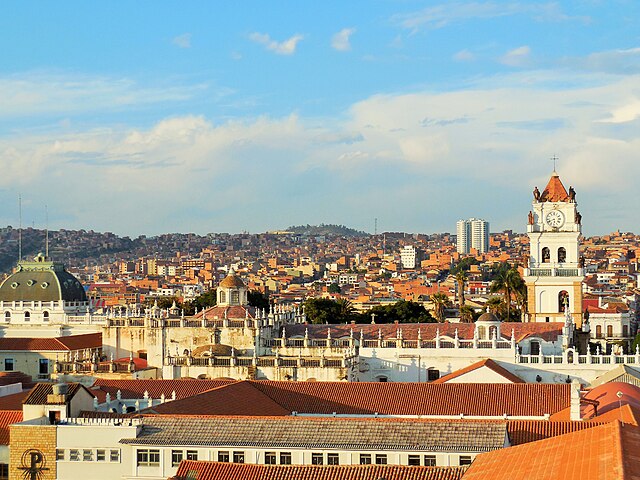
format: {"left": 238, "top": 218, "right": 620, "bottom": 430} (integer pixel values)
{"left": 596, "top": 325, "right": 602, "bottom": 338}
{"left": 230, "top": 291, "right": 240, "bottom": 305}
{"left": 219, "top": 291, "right": 226, "bottom": 304}
{"left": 4, "top": 311, "right": 10, "bottom": 322}
{"left": 477, "top": 326, "right": 486, "bottom": 339}
{"left": 489, "top": 326, "right": 498, "bottom": 340}
{"left": 24, "top": 311, "right": 30, "bottom": 322}
{"left": 530, "top": 341, "right": 540, "bottom": 355}
{"left": 558, "top": 291, "right": 569, "bottom": 312}
{"left": 542, "top": 247, "right": 550, "bottom": 263}
{"left": 557, "top": 247, "right": 566, "bottom": 263}
{"left": 607, "top": 325, "right": 613, "bottom": 337}
{"left": 43, "top": 311, "right": 49, "bottom": 322}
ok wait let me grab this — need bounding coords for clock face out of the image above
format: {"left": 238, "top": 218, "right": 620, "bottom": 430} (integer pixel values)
{"left": 545, "top": 210, "right": 565, "bottom": 228}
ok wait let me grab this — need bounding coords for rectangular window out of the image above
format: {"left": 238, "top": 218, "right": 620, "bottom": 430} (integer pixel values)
{"left": 0, "top": 463, "right": 7, "bottom": 480}
{"left": 218, "top": 451, "right": 229, "bottom": 463}
{"left": 427, "top": 369, "right": 440, "bottom": 381}
{"left": 360, "top": 454, "right": 371, "bottom": 465}
{"left": 311, "top": 453, "right": 323, "bottom": 465}
{"left": 327, "top": 453, "right": 339, "bottom": 465}
{"left": 39, "top": 359, "right": 49, "bottom": 375}
{"left": 265, "top": 452, "right": 276, "bottom": 465}
{"left": 459, "top": 456, "right": 472, "bottom": 466}
{"left": 186, "top": 450, "right": 198, "bottom": 461}
{"left": 172, "top": 450, "right": 183, "bottom": 467}
{"left": 137, "top": 449, "right": 160, "bottom": 467}
{"left": 69, "top": 450, "right": 80, "bottom": 462}
{"left": 4, "top": 359, "right": 13, "bottom": 372}
{"left": 110, "top": 450, "right": 120, "bottom": 462}
{"left": 96, "top": 450, "right": 106, "bottom": 462}
{"left": 424, "top": 455, "right": 436, "bottom": 466}
{"left": 233, "top": 451, "right": 244, "bottom": 464}
{"left": 408, "top": 455, "right": 420, "bottom": 466}
{"left": 279, "top": 452, "right": 292, "bottom": 465}
{"left": 56, "top": 449, "right": 65, "bottom": 461}
{"left": 375, "top": 454, "right": 387, "bottom": 465}
{"left": 83, "top": 449, "right": 93, "bottom": 461}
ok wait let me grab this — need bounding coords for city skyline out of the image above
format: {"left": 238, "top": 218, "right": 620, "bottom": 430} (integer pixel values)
{"left": 1, "top": 2, "right": 640, "bottom": 236}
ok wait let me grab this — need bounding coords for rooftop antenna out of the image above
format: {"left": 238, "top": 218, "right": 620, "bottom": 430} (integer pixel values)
{"left": 18, "top": 194, "right": 22, "bottom": 262}
{"left": 45, "top": 204, "right": 49, "bottom": 259}
{"left": 374, "top": 218, "right": 378, "bottom": 236}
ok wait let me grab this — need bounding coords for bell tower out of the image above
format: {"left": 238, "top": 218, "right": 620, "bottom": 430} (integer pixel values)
{"left": 523, "top": 171, "right": 585, "bottom": 326}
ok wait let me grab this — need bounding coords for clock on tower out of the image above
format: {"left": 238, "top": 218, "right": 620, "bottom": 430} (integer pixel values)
{"left": 524, "top": 171, "right": 584, "bottom": 326}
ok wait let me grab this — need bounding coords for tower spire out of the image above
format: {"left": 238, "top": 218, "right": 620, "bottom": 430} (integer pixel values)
{"left": 18, "top": 194, "right": 22, "bottom": 263}
{"left": 45, "top": 204, "right": 49, "bottom": 259}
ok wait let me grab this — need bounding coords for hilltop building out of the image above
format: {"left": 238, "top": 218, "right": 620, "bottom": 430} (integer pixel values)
{"left": 456, "top": 219, "right": 489, "bottom": 254}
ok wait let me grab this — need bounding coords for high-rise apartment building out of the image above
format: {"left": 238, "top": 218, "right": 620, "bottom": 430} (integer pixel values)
{"left": 456, "top": 218, "right": 489, "bottom": 254}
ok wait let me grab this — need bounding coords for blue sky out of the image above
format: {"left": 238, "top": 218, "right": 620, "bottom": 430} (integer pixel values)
{"left": 1, "top": 1, "right": 640, "bottom": 236}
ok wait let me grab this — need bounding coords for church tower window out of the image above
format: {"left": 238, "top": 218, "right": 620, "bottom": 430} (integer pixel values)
{"left": 558, "top": 247, "right": 566, "bottom": 263}
{"left": 558, "top": 291, "right": 569, "bottom": 313}
{"left": 219, "top": 291, "right": 226, "bottom": 304}
{"left": 4, "top": 312, "right": 10, "bottom": 322}
{"left": 231, "top": 291, "right": 240, "bottom": 305}
{"left": 541, "top": 247, "right": 550, "bottom": 263}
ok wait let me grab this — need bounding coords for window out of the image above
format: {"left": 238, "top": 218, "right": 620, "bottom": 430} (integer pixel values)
{"left": 265, "top": 452, "right": 276, "bottom": 465}
{"left": 542, "top": 247, "right": 550, "bottom": 263}
{"left": 39, "top": 359, "right": 49, "bottom": 375}
{"left": 137, "top": 449, "right": 160, "bottom": 467}
{"left": 327, "top": 453, "right": 339, "bottom": 465}
{"left": 83, "top": 450, "right": 93, "bottom": 461}
{"left": 596, "top": 325, "right": 603, "bottom": 339}
{"left": 4, "top": 359, "right": 14, "bottom": 371}
{"left": 424, "top": 455, "right": 436, "bottom": 466}
{"left": 110, "top": 450, "right": 120, "bottom": 462}
{"left": 186, "top": 450, "right": 198, "bottom": 461}
{"left": 4, "top": 312, "right": 10, "bottom": 322}
{"left": 607, "top": 325, "right": 613, "bottom": 337}
{"left": 56, "top": 449, "right": 65, "bottom": 461}
{"left": 96, "top": 450, "right": 106, "bottom": 462}
{"left": 172, "top": 450, "right": 183, "bottom": 467}
{"left": 279, "top": 452, "right": 292, "bottom": 465}
{"left": 558, "top": 291, "right": 569, "bottom": 313}
{"left": 408, "top": 455, "right": 420, "bottom": 466}
{"left": 360, "top": 454, "right": 372, "bottom": 465}
{"left": 218, "top": 451, "right": 229, "bottom": 462}
{"left": 231, "top": 291, "right": 240, "bottom": 304}
{"left": 375, "top": 454, "right": 387, "bottom": 465}
{"left": 311, "top": 453, "right": 323, "bottom": 465}
{"left": 530, "top": 341, "right": 540, "bottom": 356}
{"left": 427, "top": 369, "right": 440, "bottom": 381}
{"left": 24, "top": 311, "right": 30, "bottom": 321}
{"left": 557, "top": 247, "right": 566, "bottom": 263}
{"left": 623, "top": 325, "right": 629, "bottom": 337}
{"left": 0, "top": 464, "right": 7, "bottom": 480}
{"left": 219, "top": 291, "right": 226, "bottom": 303}
{"left": 43, "top": 311, "right": 49, "bottom": 322}
{"left": 233, "top": 451, "right": 244, "bottom": 464}
{"left": 459, "top": 456, "right": 472, "bottom": 466}
{"left": 70, "top": 450, "right": 80, "bottom": 461}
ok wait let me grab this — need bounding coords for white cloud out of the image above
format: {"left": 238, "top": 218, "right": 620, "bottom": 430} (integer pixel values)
{"left": 249, "top": 32, "right": 304, "bottom": 55}
{"left": 500, "top": 46, "right": 531, "bottom": 67}
{"left": 599, "top": 99, "right": 640, "bottom": 124}
{"left": 331, "top": 28, "right": 356, "bottom": 51}
{"left": 453, "top": 49, "right": 475, "bottom": 62}
{"left": 393, "top": 2, "right": 587, "bottom": 32}
{"left": 172, "top": 33, "right": 192, "bottom": 48}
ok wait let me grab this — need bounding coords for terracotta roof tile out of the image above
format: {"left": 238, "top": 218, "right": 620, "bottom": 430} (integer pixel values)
{"left": 171, "top": 461, "right": 468, "bottom": 480}
{"left": 0, "top": 332, "right": 101, "bottom": 351}
{"left": 0, "top": 390, "right": 31, "bottom": 411}
{"left": 91, "top": 379, "right": 234, "bottom": 400}
{"left": 0, "top": 410, "right": 22, "bottom": 445}
{"left": 22, "top": 383, "right": 92, "bottom": 405}
{"left": 463, "top": 421, "right": 640, "bottom": 480}
{"left": 540, "top": 172, "right": 570, "bottom": 202}
{"left": 432, "top": 359, "right": 525, "bottom": 384}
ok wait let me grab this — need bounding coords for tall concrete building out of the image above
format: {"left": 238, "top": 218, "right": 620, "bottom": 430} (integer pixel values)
{"left": 456, "top": 218, "right": 489, "bottom": 254}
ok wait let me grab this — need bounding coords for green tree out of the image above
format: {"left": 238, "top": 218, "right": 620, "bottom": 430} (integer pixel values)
{"left": 455, "top": 270, "right": 467, "bottom": 306}
{"left": 490, "top": 264, "right": 525, "bottom": 321}
{"left": 430, "top": 292, "right": 451, "bottom": 322}
{"left": 362, "top": 301, "right": 436, "bottom": 324}
{"left": 248, "top": 290, "right": 269, "bottom": 310}
{"left": 336, "top": 298, "right": 356, "bottom": 320}
{"left": 486, "top": 296, "right": 503, "bottom": 316}
{"left": 327, "top": 283, "right": 341, "bottom": 294}
{"left": 303, "top": 298, "right": 344, "bottom": 324}
{"left": 450, "top": 257, "right": 479, "bottom": 276}
{"left": 459, "top": 304, "right": 475, "bottom": 323}
{"left": 184, "top": 290, "right": 217, "bottom": 315}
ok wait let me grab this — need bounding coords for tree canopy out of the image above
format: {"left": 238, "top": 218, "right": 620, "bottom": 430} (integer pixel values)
{"left": 303, "top": 298, "right": 436, "bottom": 324}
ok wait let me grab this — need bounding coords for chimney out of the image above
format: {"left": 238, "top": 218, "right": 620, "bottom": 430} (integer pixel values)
{"left": 570, "top": 379, "right": 582, "bottom": 421}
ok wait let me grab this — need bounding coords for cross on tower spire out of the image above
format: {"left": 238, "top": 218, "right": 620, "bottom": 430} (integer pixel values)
{"left": 551, "top": 154, "right": 559, "bottom": 173}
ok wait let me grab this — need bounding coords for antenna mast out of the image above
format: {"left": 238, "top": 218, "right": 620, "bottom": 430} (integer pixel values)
{"left": 18, "top": 194, "right": 22, "bottom": 263}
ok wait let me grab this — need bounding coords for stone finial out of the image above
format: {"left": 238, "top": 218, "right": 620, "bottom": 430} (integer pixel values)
{"left": 116, "top": 390, "right": 122, "bottom": 400}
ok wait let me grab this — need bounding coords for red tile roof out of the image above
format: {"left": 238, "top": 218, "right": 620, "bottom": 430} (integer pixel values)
{"left": 171, "top": 461, "right": 468, "bottom": 480}
{"left": 0, "top": 390, "right": 31, "bottom": 411}
{"left": 432, "top": 359, "right": 525, "bottom": 384}
{"left": 0, "top": 410, "right": 22, "bottom": 445}
{"left": 196, "top": 305, "right": 255, "bottom": 320}
{"left": 506, "top": 419, "right": 605, "bottom": 445}
{"left": 463, "top": 421, "right": 640, "bottom": 480}
{"left": 91, "top": 379, "right": 234, "bottom": 400}
{"left": 23, "top": 383, "right": 93, "bottom": 405}
{"left": 0, "top": 333, "right": 101, "bottom": 351}
{"left": 540, "top": 172, "right": 570, "bottom": 202}
{"left": 146, "top": 381, "right": 570, "bottom": 418}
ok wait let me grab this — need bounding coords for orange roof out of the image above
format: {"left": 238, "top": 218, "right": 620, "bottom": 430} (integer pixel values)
{"left": 91, "top": 379, "right": 234, "bottom": 400}
{"left": 540, "top": 172, "right": 569, "bottom": 202}
{"left": 171, "top": 461, "right": 468, "bottom": 480}
{"left": 463, "top": 421, "right": 640, "bottom": 480}
{"left": 432, "top": 359, "right": 525, "bottom": 384}
{"left": 0, "top": 410, "right": 22, "bottom": 445}
{"left": 0, "top": 333, "right": 101, "bottom": 352}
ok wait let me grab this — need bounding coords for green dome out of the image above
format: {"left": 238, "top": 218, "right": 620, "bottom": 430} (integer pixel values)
{"left": 0, "top": 255, "right": 87, "bottom": 303}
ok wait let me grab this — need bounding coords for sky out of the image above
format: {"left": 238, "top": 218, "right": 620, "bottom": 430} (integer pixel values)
{"left": 1, "top": 1, "right": 640, "bottom": 237}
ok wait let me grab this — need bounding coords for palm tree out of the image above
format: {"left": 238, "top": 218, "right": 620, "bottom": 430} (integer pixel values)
{"left": 459, "top": 304, "right": 475, "bottom": 323}
{"left": 455, "top": 270, "right": 467, "bottom": 306}
{"left": 486, "top": 296, "right": 503, "bottom": 316}
{"left": 490, "top": 266, "right": 524, "bottom": 321}
{"left": 430, "top": 292, "right": 451, "bottom": 322}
